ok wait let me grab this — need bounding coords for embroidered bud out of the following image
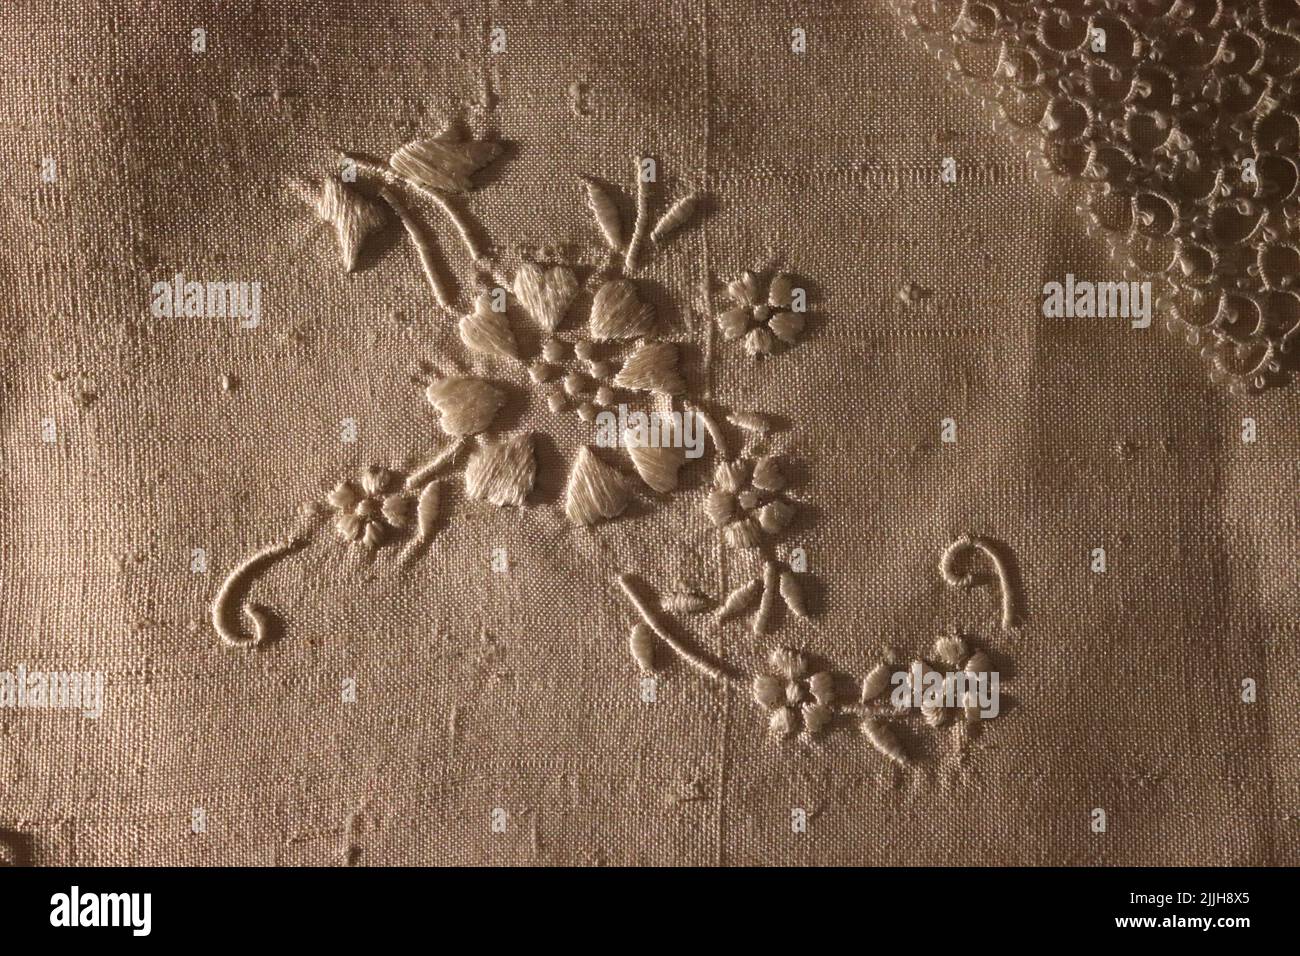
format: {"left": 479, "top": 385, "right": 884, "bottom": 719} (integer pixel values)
{"left": 415, "top": 481, "right": 440, "bottom": 541}
{"left": 662, "top": 590, "right": 709, "bottom": 613}
{"left": 779, "top": 571, "right": 809, "bottom": 618}
{"left": 861, "top": 662, "right": 891, "bottom": 702}
{"left": 650, "top": 193, "right": 697, "bottom": 242}
{"left": 717, "top": 578, "right": 762, "bottom": 621}
{"left": 629, "top": 622, "right": 656, "bottom": 672}
{"left": 581, "top": 178, "right": 623, "bottom": 252}
{"left": 726, "top": 410, "right": 771, "bottom": 434}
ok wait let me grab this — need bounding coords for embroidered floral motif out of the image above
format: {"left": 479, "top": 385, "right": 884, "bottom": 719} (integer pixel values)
{"left": 704, "top": 456, "right": 795, "bottom": 550}
{"left": 753, "top": 648, "right": 835, "bottom": 739}
{"left": 716, "top": 271, "right": 809, "bottom": 358}
{"left": 327, "top": 466, "right": 412, "bottom": 549}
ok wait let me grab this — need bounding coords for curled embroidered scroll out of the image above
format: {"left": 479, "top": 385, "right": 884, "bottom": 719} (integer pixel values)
{"left": 211, "top": 537, "right": 308, "bottom": 647}
{"left": 939, "top": 534, "right": 1020, "bottom": 631}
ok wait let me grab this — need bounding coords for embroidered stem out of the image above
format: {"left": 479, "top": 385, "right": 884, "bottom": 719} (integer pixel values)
{"left": 684, "top": 400, "right": 728, "bottom": 460}
{"left": 623, "top": 155, "right": 649, "bottom": 273}
{"left": 940, "top": 534, "right": 1018, "bottom": 630}
{"left": 211, "top": 537, "right": 307, "bottom": 647}
{"left": 404, "top": 438, "right": 464, "bottom": 490}
{"left": 343, "top": 153, "right": 486, "bottom": 261}
{"left": 618, "top": 574, "right": 733, "bottom": 683}
{"left": 751, "top": 560, "right": 780, "bottom": 635}
{"left": 382, "top": 187, "right": 454, "bottom": 309}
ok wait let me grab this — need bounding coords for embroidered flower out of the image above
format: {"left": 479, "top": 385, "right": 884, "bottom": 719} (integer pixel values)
{"left": 752, "top": 648, "right": 834, "bottom": 738}
{"left": 327, "top": 466, "right": 413, "bottom": 548}
{"left": 717, "top": 271, "right": 807, "bottom": 357}
{"left": 702, "top": 456, "right": 795, "bottom": 549}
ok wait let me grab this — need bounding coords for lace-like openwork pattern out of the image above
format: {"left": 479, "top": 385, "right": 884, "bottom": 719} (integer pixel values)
{"left": 894, "top": 0, "right": 1300, "bottom": 393}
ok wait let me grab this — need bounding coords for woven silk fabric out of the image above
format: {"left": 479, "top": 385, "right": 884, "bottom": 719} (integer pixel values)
{"left": 0, "top": 0, "right": 1297, "bottom": 867}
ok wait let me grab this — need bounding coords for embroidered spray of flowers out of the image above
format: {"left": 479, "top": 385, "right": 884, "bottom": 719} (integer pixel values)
{"left": 716, "top": 271, "right": 810, "bottom": 358}
{"left": 214, "top": 125, "right": 714, "bottom": 649}
{"left": 618, "top": 535, "right": 1013, "bottom": 762}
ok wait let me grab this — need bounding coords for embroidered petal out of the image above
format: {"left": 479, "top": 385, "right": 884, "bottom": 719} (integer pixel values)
{"left": 808, "top": 672, "right": 834, "bottom": 706}
{"left": 713, "top": 460, "right": 749, "bottom": 493}
{"left": 769, "top": 647, "right": 807, "bottom": 681}
{"left": 768, "top": 273, "right": 795, "bottom": 309}
{"left": 768, "top": 311, "right": 805, "bottom": 344}
{"left": 388, "top": 133, "right": 501, "bottom": 193}
{"left": 722, "top": 516, "right": 762, "bottom": 549}
{"left": 611, "top": 341, "right": 685, "bottom": 395}
{"left": 327, "top": 481, "right": 362, "bottom": 512}
{"left": 751, "top": 456, "right": 786, "bottom": 491}
{"left": 589, "top": 279, "right": 655, "bottom": 340}
{"left": 381, "top": 493, "right": 412, "bottom": 528}
{"left": 802, "top": 703, "right": 833, "bottom": 736}
{"left": 361, "top": 466, "right": 394, "bottom": 497}
{"left": 704, "top": 489, "right": 735, "bottom": 527}
{"left": 756, "top": 499, "right": 794, "bottom": 533}
{"left": 753, "top": 674, "right": 784, "bottom": 708}
{"left": 717, "top": 307, "right": 751, "bottom": 340}
{"left": 624, "top": 428, "right": 685, "bottom": 493}
{"left": 564, "top": 446, "right": 630, "bottom": 525}
{"left": 743, "top": 325, "right": 774, "bottom": 357}
{"left": 514, "top": 263, "right": 579, "bottom": 333}
{"left": 769, "top": 706, "right": 798, "bottom": 738}
{"left": 362, "top": 521, "right": 385, "bottom": 549}
{"left": 333, "top": 512, "right": 363, "bottom": 542}
{"left": 425, "top": 377, "right": 507, "bottom": 436}
{"left": 728, "top": 271, "right": 763, "bottom": 306}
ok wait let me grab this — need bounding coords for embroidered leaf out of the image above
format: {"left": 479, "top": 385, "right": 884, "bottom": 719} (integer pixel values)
{"left": 389, "top": 132, "right": 501, "bottom": 193}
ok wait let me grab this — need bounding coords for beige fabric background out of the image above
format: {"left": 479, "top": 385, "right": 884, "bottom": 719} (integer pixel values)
{"left": 0, "top": 0, "right": 1296, "bottom": 865}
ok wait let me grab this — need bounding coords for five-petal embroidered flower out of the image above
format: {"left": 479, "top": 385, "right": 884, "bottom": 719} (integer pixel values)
{"left": 752, "top": 648, "right": 835, "bottom": 738}
{"left": 702, "top": 456, "right": 795, "bottom": 548}
{"left": 717, "top": 271, "right": 807, "bottom": 357}
{"left": 327, "top": 466, "right": 412, "bottom": 548}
